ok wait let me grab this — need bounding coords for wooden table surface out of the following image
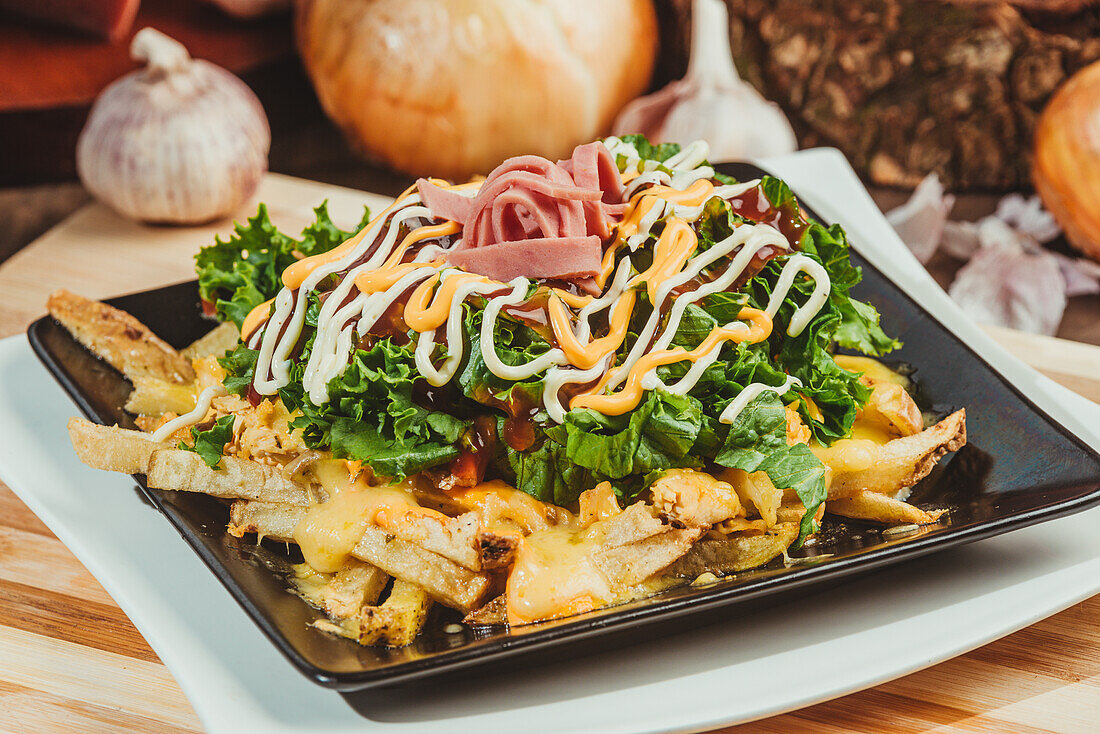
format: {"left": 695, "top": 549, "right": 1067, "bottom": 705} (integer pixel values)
{"left": 1, "top": 173, "right": 1098, "bottom": 734}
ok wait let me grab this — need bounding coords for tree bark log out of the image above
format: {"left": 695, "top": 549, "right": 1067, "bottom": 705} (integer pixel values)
{"left": 662, "top": 0, "right": 1100, "bottom": 191}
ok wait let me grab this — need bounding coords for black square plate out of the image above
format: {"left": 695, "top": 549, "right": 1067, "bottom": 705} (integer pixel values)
{"left": 28, "top": 163, "right": 1100, "bottom": 690}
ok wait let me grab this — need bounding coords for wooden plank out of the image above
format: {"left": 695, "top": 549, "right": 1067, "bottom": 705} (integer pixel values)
{"left": 0, "top": 485, "right": 54, "bottom": 537}
{"left": 0, "top": 626, "right": 201, "bottom": 730}
{"left": 731, "top": 596, "right": 1100, "bottom": 734}
{"left": 0, "top": 525, "right": 118, "bottom": 607}
{"left": 0, "top": 579, "right": 159, "bottom": 663}
{"left": 0, "top": 679, "right": 199, "bottom": 734}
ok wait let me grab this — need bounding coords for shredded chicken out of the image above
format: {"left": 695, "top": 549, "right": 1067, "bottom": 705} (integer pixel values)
{"left": 213, "top": 395, "right": 306, "bottom": 466}
{"left": 650, "top": 468, "right": 743, "bottom": 528}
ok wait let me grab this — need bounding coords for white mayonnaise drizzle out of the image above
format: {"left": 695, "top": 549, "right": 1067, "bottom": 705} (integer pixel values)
{"left": 253, "top": 197, "right": 429, "bottom": 395}
{"left": 304, "top": 264, "right": 439, "bottom": 405}
{"left": 414, "top": 271, "right": 504, "bottom": 387}
{"left": 480, "top": 279, "right": 567, "bottom": 381}
{"left": 719, "top": 374, "right": 803, "bottom": 425}
{"left": 151, "top": 385, "right": 228, "bottom": 442}
{"left": 606, "top": 222, "right": 790, "bottom": 394}
{"left": 763, "top": 254, "right": 832, "bottom": 337}
{"left": 542, "top": 355, "right": 614, "bottom": 424}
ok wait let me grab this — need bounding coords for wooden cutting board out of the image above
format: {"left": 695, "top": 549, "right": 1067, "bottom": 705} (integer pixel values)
{"left": 0, "top": 173, "right": 1098, "bottom": 733}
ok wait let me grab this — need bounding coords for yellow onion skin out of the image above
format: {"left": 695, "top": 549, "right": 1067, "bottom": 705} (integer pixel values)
{"left": 294, "top": 0, "right": 657, "bottom": 180}
{"left": 1033, "top": 60, "right": 1100, "bottom": 262}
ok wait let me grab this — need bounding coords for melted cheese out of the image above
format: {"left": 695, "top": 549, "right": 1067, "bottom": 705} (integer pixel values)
{"left": 809, "top": 418, "right": 897, "bottom": 475}
{"left": 505, "top": 528, "right": 611, "bottom": 625}
{"left": 293, "top": 469, "right": 442, "bottom": 573}
{"left": 834, "top": 355, "right": 909, "bottom": 387}
{"left": 293, "top": 483, "right": 375, "bottom": 573}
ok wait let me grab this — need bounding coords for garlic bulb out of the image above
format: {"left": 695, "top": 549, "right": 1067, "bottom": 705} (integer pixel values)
{"left": 612, "top": 0, "right": 797, "bottom": 161}
{"left": 1033, "top": 59, "right": 1100, "bottom": 262}
{"left": 77, "top": 28, "right": 270, "bottom": 224}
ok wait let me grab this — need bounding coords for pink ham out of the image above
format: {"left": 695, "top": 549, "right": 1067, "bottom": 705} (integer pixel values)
{"left": 564, "top": 142, "right": 625, "bottom": 204}
{"left": 416, "top": 141, "right": 626, "bottom": 288}
{"left": 417, "top": 179, "right": 475, "bottom": 225}
{"left": 446, "top": 237, "right": 603, "bottom": 284}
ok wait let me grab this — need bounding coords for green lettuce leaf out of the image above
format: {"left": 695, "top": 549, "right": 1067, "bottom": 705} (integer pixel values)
{"left": 195, "top": 202, "right": 370, "bottom": 329}
{"left": 179, "top": 415, "right": 235, "bottom": 469}
{"left": 715, "top": 392, "right": 827, "bottom": 543}
{"left": 218, "top": 342, "right": 259, "bottom": 397}
{"left": 289, "top": 339, "right": 467, "bottom": 481}
{"left": 613, "top": 134, "right": 682, "bottom": 166}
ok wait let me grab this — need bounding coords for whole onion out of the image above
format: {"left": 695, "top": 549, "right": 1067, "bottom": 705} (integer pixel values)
{"left": 1032, "top": 59, "right": 1100, "bottom": 262}
{"left": 294, "top": 0, "right": 658, "bottom": 179}
{"left": 77, "top": 28, "right": 270, "bottom": 224}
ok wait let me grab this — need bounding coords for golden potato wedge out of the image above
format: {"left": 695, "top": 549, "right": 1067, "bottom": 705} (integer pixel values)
{"left": 353, "top": 580, "right": 433, "bottom": 647}
{"left": 666, "top": 522, "right": 799, "bottom": 578}
{"left": 290, "top": 560, "right": 390, "bottom": 619}
{"left": 182, "top": 322, "right": 240, "bottom": 360}
{"left": 67, "top": 417, "right": 172, "bottom": 474}
{"left": 374, "top": 508, "right": 518, "bottom": 572}
{"left": 464, "top": 595, "right": 507, "bottom": 626}
{"left": 47, "top": 290, "right": 194, "bottom": 384}
{"left": 860, "top": 379, "right": 923, "bottom": 437}
{"left": 820, "top": 410, "right": 966, "bottom": 500}
{"left": 828, "top": 490, "right": 946, "bottom": 526}
{"left": 146, "top": 449, "right": 315, "bottom": 506}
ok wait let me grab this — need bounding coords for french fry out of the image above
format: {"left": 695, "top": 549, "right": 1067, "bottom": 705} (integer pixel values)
{"left": 353, "top": 580, "right": 433, "bottom": 647}
{"left": 860, "top": 378, "right": 923, "bottom": 437}
{"left": 182, "top": 322, "right": 240, "bottom": 360}
{"left": 828, "top": 490, "right": 946, "bottom": 525}
{"left": 146, "top": 449, "right": 315, "bottom": 506}
{"left": 464, "top": 595, "right": 507, "bottom": 626}
{"left": 826, "top": 410, "right": 967, "bottom": 499}
{"left": 593, "top": 526, "right": 704, "bottom": 588}
{"left": 323, "top": 561, "right": 390, "bottom": 619}
{"left": 67, "top": 417, "right": 171, "bottom": 474}
{"left": 377, "top": 509, "right": 518, "bottom": 572}
{"left": 47, "top": 290, "right": 195, "bottom": 384}
{"left": 666, "top": 522, "right": 800, "bottom": 578}
{"left": 228, "top": 500, "right": 492, "bottom": 612}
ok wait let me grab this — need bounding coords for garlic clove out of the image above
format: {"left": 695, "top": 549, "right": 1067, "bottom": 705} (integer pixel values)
{"left": 994, "top": 194, "right": 1061, "bottom": 244}
{"left": 948, "top": 235, "right": 1067, "bottom": 336}
{"left": 612, "top": 0, "right": 797, "bottom": 161}
{"left": 76, "top": 28, "right": 270, "bottom": 225}
{"left": 885, "top": 173, "right": 955, "bottom": 264}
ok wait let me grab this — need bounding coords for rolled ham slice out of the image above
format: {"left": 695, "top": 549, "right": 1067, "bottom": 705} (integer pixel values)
{"left": 417, "top": 141, "right": 626, "bottom": 288}
{"left": 446, "top": 236, "right": 603, "bottom": 285}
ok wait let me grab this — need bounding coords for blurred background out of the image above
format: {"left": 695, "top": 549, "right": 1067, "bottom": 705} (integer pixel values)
{"left": 1, "top": 0, "right": 1097, "bottom": 343}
